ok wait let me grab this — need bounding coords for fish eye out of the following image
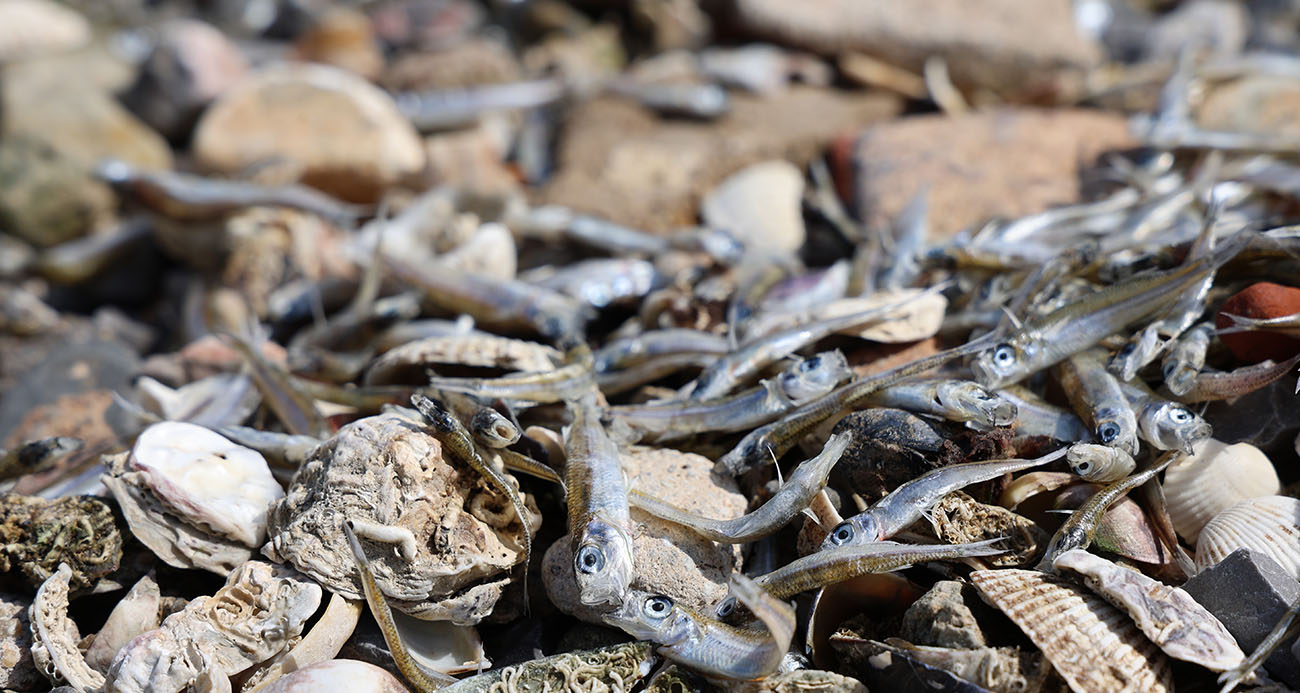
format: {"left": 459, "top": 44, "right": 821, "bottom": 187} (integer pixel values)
{"left": 1098, "top": 422, "right": 1121, "bottom": 443}
{"left": 643, "top": 596, "right": 674, "bottom": 619}
{"left": 829, "top": 522, "right": 855, "bottom": 546}
{"left": 1162, "top": 361, "right": 1178, "bottom": 379}
{"left": 1170, "top": 407, "right": 1192, "bottom": 423}
{"left": 716, "top": 598, "right": 736, "bottom": 618}
{"left": 992, "top": 344, "right": 1016, "bottom": 369}
{"left": 1074, "top": 460, "right": 1092, "bottom": 474}
{"left": 576, "top": 546, "right": 606, "bottom": 574}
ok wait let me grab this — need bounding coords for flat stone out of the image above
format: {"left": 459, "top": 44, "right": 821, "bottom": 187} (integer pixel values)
{"left": 845, "top": 108, "right": 1136, "bottom": 240}
{"left": 1183, "top": 548, "right": 1300, "bottom": 687}
{"left": 732, "top": 0, "right": 1100, "bottom": 101}
{"left": 193, "top": 63, "right": 426, "bottom": 203}
{"left": 901, "top": 580, "right": 987, "bottom": 649}
{"left": 539, "top": 86, "right": 900, "bottom": 232}
{"left": 0, "top": 135, "right": 115, "bottom": 246}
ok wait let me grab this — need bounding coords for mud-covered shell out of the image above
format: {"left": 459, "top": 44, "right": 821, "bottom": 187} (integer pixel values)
{"left": 364, "top": 334, "right": 559, "bottom": 385}
{"left": 1164, "top": 439, "right": 1279, "bottom": 544}
{"left": 264, "top": 412, "right": 535, "bottom": 622}
{"left": 0, "top": 493, "right": 122, "bottom": 591}
{"left": 105, "top": 561, "right": 322, "bottom": 693}
{"left": 1196, "top": 495, "right": 1300, "bottom": 580}
{"left": 970, "top": 568, "right": 1173, "bottom": 693}
{"left": 1053, "top": 549, "right": 1244, "bottom": 671}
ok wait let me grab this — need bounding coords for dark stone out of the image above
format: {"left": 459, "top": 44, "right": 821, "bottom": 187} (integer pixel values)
{"left": 830, "top": 408, "right": 946, "bottom": 504}
{"left": 1183, "top": 548, "right": 1300, "bottom": 687}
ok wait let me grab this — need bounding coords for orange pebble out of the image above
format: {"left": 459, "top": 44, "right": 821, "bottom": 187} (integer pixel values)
{"left": 1216, "top": 282, "right": 1300, "bottom": 363}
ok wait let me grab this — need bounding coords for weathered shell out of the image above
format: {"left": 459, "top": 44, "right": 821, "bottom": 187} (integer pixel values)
{"left": 1196, "top": 495, "right": 1300, "bottom": 580}
{"left": 1053, "top": 549, "right": 1245, "bottom": 671}
{"left": 0, "top": 493, "right": 122, "bottom": 591}
{"left": 436, "top": 641, "right": 656, "bottom": 692}
{"left": 998, "top": 471, "right": 1078, "bottom": 510}
{"left": 831, "top": 637, "right": 1040, "bottom": 693}
{"left": 437, "top": 221, "right": 516, "bottom": 280}
{"left": 259, "top": 660, "right": 410, "bottom": 693}
{"left": 0, "top": 592, "right": 40, "bottom": 690}
{"left": 136, "top": 373, "right": 261, "bottom": 429}
{"left": 748, "top": 290, "right": 948, "bottom": 344}
{"left": 930, "top": 491, "right": 1048, "bottom": 567}
{"left": 0, "top": 0, "right": 90, "bottom": 62}
{"left": 85, "top": 574, "right": 161, "bottom": 673}
{"left": 1164, "top": 439, "right": 1280, "bottom": 543}
{"left": 105, "top": 561, "right": 322, "bottom": 693}
{"left": 364, "top": 334, "right": 559, "bottom": 385}
{"left": 970, "top": 568, "right": 1173, "bottom": 693}
{"left": 392, "top": 612, "right": 487, "bottom": 675}
{"left": 29, "top": 564, "right": 105, "bottom": 690}
{"left": 264, "top": 412, "right": 534, "bottom": 621}
{"left": 1066, "top": 443, "right": 1136, "bottom": 483}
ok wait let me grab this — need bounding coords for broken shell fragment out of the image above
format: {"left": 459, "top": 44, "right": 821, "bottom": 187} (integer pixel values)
{"left": 1196, "top": 495, "right": 1300, "bottom": 581}
{"left": 930, "top": 491, "right": 1047, "bottom": 567}
{"left": 105, "top": 561, "right": 322, "bottom": 693}
{"left": 85, "top": 573, "right": 161, "bottom": 673}
{"left": 29, "top": 564, "right": 106, "bottom": 691}
{"left": 391, "top": 611, "right": 488, "bottom": 675}
{"left": 832, "top": 637, "right": 1040, "bottom": 693}
{"left": 264, "top": 412, "right": 533, "bottom": 621}
{"left": 971, "top": 568, "right": 1173, "bottom": 693}
{"left": 1164, "top": 439, "right": 1280, "bottom": 544}
{"left": 0, "top": 591, "right": 41, "bottom": 691}
{"left": 437, "top": 641, "right": 656, "bottom": 692}
{"left": 1053, "top": 549, "right": 1245, "bottom": 671}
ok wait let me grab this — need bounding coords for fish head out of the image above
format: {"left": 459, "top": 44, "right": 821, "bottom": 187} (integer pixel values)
{"left": 971, "top": 340, "right": 1029, "bottom": 389}
{"left": 1065, "top": 442, "right": 1134, "bottom": 482}
{"left": 778, "top": 350, "right": 851, "bottom": 402}
{"left": 573, "top": 520, "right": 635, "bottom": 607}
{"left": 820, "top": 512, "right": 882, "bottom": 551}
{"left": 602, "top": 590, "right": 690, "bottom": 644}
{"left": 936, "top": 382, "right": 1018, "bottom": 426}
{"left": 1141, "top": 403, "right": 1211, "bottom": 454}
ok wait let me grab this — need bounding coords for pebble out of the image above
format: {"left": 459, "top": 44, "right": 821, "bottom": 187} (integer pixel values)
{"left": 424, "top": 125, "right": 519, "bottom": 196}
{"left": 828, "top": 409, "right": 946, "bottom": 504}
{"left": 381, "top": 38, "right": 521, "bottom": 91}
{"left": 0, "top": 0, "right": 89, "bottom": 62}
{"left": 293, "top": 7, "right": 384, "bottom": 81}
{"left": 118, "top": 19, "right": 249, "bottom": 142}
{"left": 1183, "top": 548, "right": 1300, "bottom": 688}
{"left": 841, "top": 109, "right": 1136, "bottom": 240}
{"left": 541, "top": 87, "right": 900, "bottom": 232}
{"left": 701, "top": 160, "right": 805, "bottom": 253}
{"left": 542, "top": 446, "right": 746, "bottom": 624}
{"left": 730, "top": 0, "right": 1100, "bottom": 101}
{"left": 0, "top": 135, "right": 115, "bottom": 247}
{"left": 192, "top": 63, "right": 426, "bottom": 203}
{"left": 0, "top": 339, "right": 137, "bottom": 445}
{"left": 900, "top": 580, "right": 987, "bottom": 649}
{"left": 1215, "top": 282, "right": 1300, "bottom": 363}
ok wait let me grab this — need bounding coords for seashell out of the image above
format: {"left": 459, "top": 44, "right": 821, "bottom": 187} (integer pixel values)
{"left": 998, "top": 471, "right": 1078, "bottom": 511}
{"left": 1164, "top": 439, "right": 1279, "bottom": 544}
{"left": 930, "top": 491, "right": 1048, "bottom": 567}
{"left": 85, "top": 574, "right": 161, "bottom": 673}
{"left": 365, "top": 334, "right": 559, "bottom": 385}
{"left": 437, "top": 221, "right": 517, "bottom": 280}
{"left": 748, "top": 290, "right": 948, "bottom": 345}
{"left": 970, "top": 568, "right": 1173, "bottom": 693}
{"left": 701, "top": 160, "right": 805, "bottom": 253}
{"left": 136, "top": 373, "right": 261, "bottom": 428}
{"left": 0, "top": 592, "right": 40, "bottom": 691}
{"left": 392, "top": 612, "right": 488, "bottom": 675}
{"left": 1066, "top": 442, "right": 1135, "bottom": 482}
{"left": 1053, "top": 549, "right": 1245, "bottom": 671}
{"left": 1055, "top": 483, "right": 1169, "bottom": 565}
{"left": 830, "top": 637, "right": 1040, "bottom": 693}
{"left": 259, "top": 660, "right": 409, "bottom": 693}
{"left": 1196, "top": 495, "right": 1300, "bottom": 580}
{"left": 807, "top": 573, "right": 923, "bottom": 669}
{"left": 29, "top": 564, "right": 105, "bottom": 690}
{"left": 0, "top": 0, "right": 90, "bottom": 62}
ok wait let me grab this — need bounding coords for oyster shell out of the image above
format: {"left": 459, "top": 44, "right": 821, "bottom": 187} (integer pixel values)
{"left": 0, "top": 493, "right": 122, "bottom": 591}
{"left": 1053, "top": 549, "right": 1245, "bottom": 671}
{"left": 29, "top": 564, "right": 106, "bottom": 691}
{"left": 85, "top": 574, "right": 161, "bottom": 673}
{"left": 970, "top": 568, "right": 1173, "bottom": 693}
{"left": 105, "top": 561, "right": 322, "bottom": 693}
{"left": 1164, "top": 439, "right": 1279, "bottom": 544}
{"left": 1196, "top": 495, "right": 1300, "bottom": 580}
{"left": 259, "top": 660, "right": 410, "bottom": 693}
{"left": 930, "top": 491, "right": 1048, "bottom": 567}
{"left": 264, "top": 412, "right": 534, "bottom": 622}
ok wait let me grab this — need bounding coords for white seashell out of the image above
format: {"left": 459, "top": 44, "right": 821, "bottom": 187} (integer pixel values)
{"left": 1053, "top": 549, "right": 1244, "bottom": 671}
{"left": 971, "top": 568, "right": 1172, "bottom": 693}
{"left": 1066, "top": 443, "right": 1135, "bottom": 482}
{"left": 392, "top": 611, "right": 488, "bottom": 675}
{"left": 259, "top": 660, "right": 409, "bottom": 693}
{"left": 129, "top": 422, "right": 284, "bottom": 547}
{"left": 701, "top": 160, "right": 805, "bottom": 253}
{"left": 1196, "top": 495, "right": 1300, "bottom": 580}
{"left": 1164, "top": 439, "right": 1279, "bottom": 543}
{"left": 437, "top": 221, "right": 516, "bottom": 280}
{"left": 0, "top": 0, "right": 90, "bottom": 62}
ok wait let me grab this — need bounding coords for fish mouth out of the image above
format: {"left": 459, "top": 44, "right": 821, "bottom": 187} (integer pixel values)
{"left": 969, "top": 355, "right": 1004, "bottom": 390}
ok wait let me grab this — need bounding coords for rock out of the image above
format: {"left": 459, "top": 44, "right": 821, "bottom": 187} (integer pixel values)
{"left": 381, "top": 38, "right": 521, "bottom": 91}
{"left": 843, "top": 109, "right": 1136, "bottom": 240}
{"left": 1183, "top": 549, "right": 1300, "bottom": 688}
{"left": 901, "top": 581, "right": 986, "bottom": 649}
{"left": 701, "top": 160, "right": 805, "bottom": 253}
{"left": 1215, "top": 282, "right": 1300, "bottom": 363}
{"left": 731, "top": 0, "right": 1100, "bottom": 101}
{"left": 424, "top": 126, "right": 519, "bottom": 196}
{"left": 829, "top": 409, "right": 946, "bottom": 504}
{"left": 630, "top": 0, "right": 711, "bottom": 52}
{"left": 294, "top": 8, "right": 384, "bottom": 81}
{"left": 193, "top": 63, "right": 426, "bottom": 203}
{"left": 1202, "top": 377, "right": 1300, "bottom": 459}
{"left": 542, "top": 446, "right": 746, "bottom": 624}
{"left": 118, "top": 19, "right": 249, "bottom": 142}
{"left": 540, "top": 87, "right": 900, "bottom": 232}
{"left": 1, "top": 57, "right": 171, "bottom": 172}
{"left": 0, "top": 0, "right": 89, "bottom": 62}
{"left": 0, "top": 135, "right": 115, "bottom": 247}
{"left": 0, "top": 592, "right": 41, "bottom": 691}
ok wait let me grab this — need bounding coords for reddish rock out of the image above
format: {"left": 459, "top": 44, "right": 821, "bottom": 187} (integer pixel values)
{"left": 1216, "top": 282, "right": 1300, "bottom": 363}
{"left": 847, "top": 109, "right": 1136, "bottom": 240}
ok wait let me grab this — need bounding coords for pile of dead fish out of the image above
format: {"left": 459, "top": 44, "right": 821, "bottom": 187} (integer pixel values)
{"left": 2, "top": 0, "right": 1300, "bottom": 692}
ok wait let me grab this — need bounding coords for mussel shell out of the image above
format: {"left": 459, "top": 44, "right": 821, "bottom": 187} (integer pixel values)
{"left": 1196, "top": 495, "right": 1300, "bottom": 580}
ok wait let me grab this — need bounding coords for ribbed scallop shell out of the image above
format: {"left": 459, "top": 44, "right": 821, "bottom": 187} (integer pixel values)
{"left": 1165, "top": 439, "right": 1279, "bottom": 543}
{"left": 1196, "top": 495, "right": 1300, "bottom": 579}
{"left": 971, "top": 569, "right": 1172, "bottom": 693}
{"left": 0, "top": 0, "right": 90, "bottom": 62}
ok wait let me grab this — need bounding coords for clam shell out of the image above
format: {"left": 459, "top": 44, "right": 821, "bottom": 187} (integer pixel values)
{"left": 1196, "top": 495, "right": 1300, "bottom": 580}
{"left": 1053, "top": 549, "right": 1244, "bottom": 671}
{"left": 747, "top": 291, "right": 948, "bottom": 345}
{"left": 364, "top": 334, "right": 559, "bottom": 385}
{"left": 1164, "top": 439, "right": 1279, "bottom": 544}
{"left": 971, "top": 569, "right": 1172, "bottom": 693}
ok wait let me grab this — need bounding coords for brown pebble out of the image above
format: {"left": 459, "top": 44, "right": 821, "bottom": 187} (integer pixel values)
{"left": 1216, "top": 282, "right": 1300, "bottom": 363}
